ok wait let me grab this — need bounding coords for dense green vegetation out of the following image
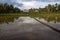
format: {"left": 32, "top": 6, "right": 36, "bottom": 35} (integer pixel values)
{"left": 0, "top": 3, "right": 60, "bottom": 14}
{"left": 0, "top": 3, "right": 22, "bottom": 13}
{"left": 29, "top": 3, "right": 60, "bottom": 13}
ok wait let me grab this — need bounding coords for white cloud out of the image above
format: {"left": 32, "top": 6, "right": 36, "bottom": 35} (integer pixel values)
{"left": 22, "top": 1, "right": 39, "bottom": 9}
{"left": 13, "top": 0, "right": 60, "bottom": 9}
{"left": 0, "top": 0, "right": 60, "bottom": 9}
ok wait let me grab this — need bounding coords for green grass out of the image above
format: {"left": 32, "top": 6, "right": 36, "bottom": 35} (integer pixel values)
{"left": 29, "top": 13, "right": 60, "bottom": 18}
{"left": 0, "top": 13, "right": 60, "bottom": 17}
{"left": 0, "top": 13, "right": 29, "bottom": 16}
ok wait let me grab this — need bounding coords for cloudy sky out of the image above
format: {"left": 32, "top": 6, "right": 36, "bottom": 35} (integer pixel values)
{"left": 0, "top": 0, "right": 60, "bottom": 9}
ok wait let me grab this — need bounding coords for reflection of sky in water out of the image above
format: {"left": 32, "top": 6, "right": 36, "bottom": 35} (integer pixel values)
{"left": 14, "top": 17, "right": 38, "bottom": 24}
{"left": 0, "top": 17, "right": 39, "bottom": 34}
{"left": 38, "top": 18, "right": 60, "bottom": 30}
{"left": 0, "top": 17, "right": 38, "bottom": 28}
{"left": 0, "top": 17, "right": 60, "bottom": 40}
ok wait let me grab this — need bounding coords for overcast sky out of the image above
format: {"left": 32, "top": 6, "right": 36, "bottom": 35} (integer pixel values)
{"left": 0, "top": 0, "right": 60, "bottom": 9}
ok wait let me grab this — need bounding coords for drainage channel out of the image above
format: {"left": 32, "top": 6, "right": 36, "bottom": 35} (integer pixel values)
{"left": 33, "top": 18, "right": 60, "bottom": 33}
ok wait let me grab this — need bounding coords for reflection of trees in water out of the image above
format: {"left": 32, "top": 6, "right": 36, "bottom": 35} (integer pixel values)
{"left": 0, "top": 16, "right": 19, "bottom": 24}
{"left": 39, "top": 16, "right": 60, "bottom": 23}
{"left": 0, "top": 16, "right": 60, "bottom": 24}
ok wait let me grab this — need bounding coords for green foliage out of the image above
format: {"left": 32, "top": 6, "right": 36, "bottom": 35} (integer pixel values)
{"left": 29, "top": 3, "right": 60, "bottom": 13}
{"left": 0, "top": 3, "right": 60, "bottom": 14}
{"left": 0, "top": 3, "right": 22, "bottom": 13}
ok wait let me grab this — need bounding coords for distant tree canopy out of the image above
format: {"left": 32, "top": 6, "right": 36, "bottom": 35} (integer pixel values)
{"left": 29, "top": 3, "right": 60, "bottom": 13}
{"left": 0, "top": 3, "right": 60, "bottom": 14}
{"left": 0, "top": 3, "right": 22, "bottom": 13}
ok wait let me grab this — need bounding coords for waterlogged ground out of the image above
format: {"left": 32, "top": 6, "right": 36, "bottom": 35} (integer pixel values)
{"left": 0, "top": 16, "right": 60, "bottom": 40}
{"left": 37, "top": 17, "right": 60, "bottom": 30}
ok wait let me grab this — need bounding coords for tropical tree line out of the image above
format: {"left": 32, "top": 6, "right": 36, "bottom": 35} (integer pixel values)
{"left": 0, "top": 3, "right": 60, "bottom": 14}
{"left": 0, "top": 3, "right": 22, "bottom": 13}
{"left": 29, "top": 3, "right": 60, "bottom": 13}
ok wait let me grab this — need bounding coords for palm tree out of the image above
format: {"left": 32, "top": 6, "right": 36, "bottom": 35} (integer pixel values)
{"left": 47, "top": 4, "right": 52, "bottom": 13}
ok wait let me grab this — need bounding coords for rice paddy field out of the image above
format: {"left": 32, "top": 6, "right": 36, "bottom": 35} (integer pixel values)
{"left": 0, "top": 13, "right": 60, "bottom": 23}
{"left": 0, "top": 13, "right": 60, "bottom": 40}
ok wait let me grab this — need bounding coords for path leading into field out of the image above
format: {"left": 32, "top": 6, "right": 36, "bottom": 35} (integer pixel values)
{"left": 0, "top": 17, "right": 60, "bottom": 40}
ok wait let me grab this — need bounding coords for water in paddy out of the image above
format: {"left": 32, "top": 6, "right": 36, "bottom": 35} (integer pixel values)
{"left": 0, "top": 16, "right": 60, "bottom": 40}
{"left": 37, "top": 16, "right": 60, "bottom": 30}
{"left": 0, "top": 16, "right": 40, "bottom": 34}
{"left": 0, "top": 16, "right": 60, "bottom": 33}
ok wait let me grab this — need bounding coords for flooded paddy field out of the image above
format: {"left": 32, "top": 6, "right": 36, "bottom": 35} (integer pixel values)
{"left": 0, "top": 14, "right": 60, "bottom": 40}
